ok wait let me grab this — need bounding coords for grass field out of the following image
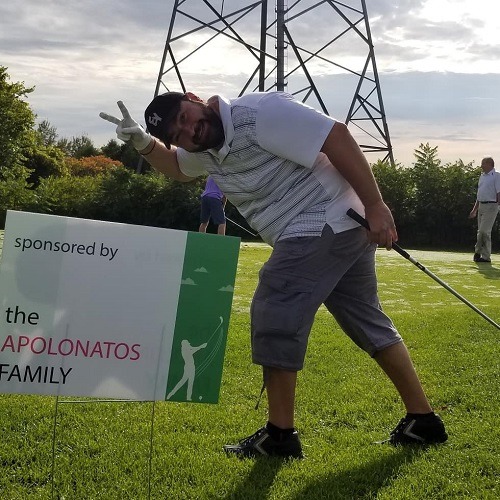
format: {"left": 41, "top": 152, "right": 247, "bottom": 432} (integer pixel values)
{"left": 0, "top": 232, "right": 499, "bottom": 499}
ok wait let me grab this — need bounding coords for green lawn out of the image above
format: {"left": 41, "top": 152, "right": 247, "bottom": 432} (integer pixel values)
{"left": 0, "top": 234, "right": 499, "bottom": 499}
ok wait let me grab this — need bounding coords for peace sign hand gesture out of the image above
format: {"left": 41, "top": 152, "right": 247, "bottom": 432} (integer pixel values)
{"left": 99, "top": 101, "right": 151, "bottom": 151}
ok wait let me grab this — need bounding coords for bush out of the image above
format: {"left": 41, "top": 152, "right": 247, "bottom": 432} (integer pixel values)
{"left": 87, "top": 169, "right": 204, "bottom": 230}
{"left": 65, "top": 155, "right": 123, "bottom": 177}
{"left": 0, "top": 164, "right": 35, "bottom": 227}
{"left": 28, "top": 175, "right": 101, "bottom": 219}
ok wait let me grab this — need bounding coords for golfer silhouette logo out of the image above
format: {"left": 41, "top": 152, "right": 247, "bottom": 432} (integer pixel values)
{"left": 166, "top": 339, "right": 207, "bottom": 401}
{"left": 166, "top": 317, "right": 225, "bottom": 401}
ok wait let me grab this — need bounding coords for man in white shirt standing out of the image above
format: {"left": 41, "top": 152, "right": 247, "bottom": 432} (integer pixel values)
{"left": 100, "top": 91, "right": 447, "bottom": 458}
{"left": 469, "top": 157, "right": 500, "bottom": 263}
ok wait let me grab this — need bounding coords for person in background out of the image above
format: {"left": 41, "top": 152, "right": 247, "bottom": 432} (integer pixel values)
{"left": 100, "top": 91, "right": 448, "bottom": 459}
{"left": 469, "top": 157, "right": 500, "bottom": 263}
{"left": 199, "top": 175, "right": 226, "bottom": 235}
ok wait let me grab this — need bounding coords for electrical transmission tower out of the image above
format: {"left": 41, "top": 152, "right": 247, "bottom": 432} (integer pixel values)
{"left": 153, "top": 0, "right": 394, "bottom": 164}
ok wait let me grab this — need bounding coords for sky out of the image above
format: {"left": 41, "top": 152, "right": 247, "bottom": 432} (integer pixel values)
{"left": 1, "top": 0, "right": 499, "bottom": 167}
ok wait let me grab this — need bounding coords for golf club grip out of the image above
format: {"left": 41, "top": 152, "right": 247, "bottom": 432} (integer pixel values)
{"left": 346, "top": 208, "right": 369, "bottom": 229}
{"left": 346, "top": 209, "right": 410, "bottom": 259}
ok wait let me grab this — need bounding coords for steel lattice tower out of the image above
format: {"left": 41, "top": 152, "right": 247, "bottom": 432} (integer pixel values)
{"left": 153, "top": 0, "right": 394, "bottom": 164}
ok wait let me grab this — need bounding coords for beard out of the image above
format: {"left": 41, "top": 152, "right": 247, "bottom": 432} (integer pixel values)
{"left": 189, "top": 104, "right": 225, "bottom": 152}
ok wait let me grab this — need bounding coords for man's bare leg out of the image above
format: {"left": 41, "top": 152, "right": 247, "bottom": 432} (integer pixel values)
{"left": 374, "top": 342, "right": 432, "bottom": 414}
{"left": 264, "top": 366, "right": 297, "bottom": 428}
{"left": 223, "top": 366, "right": 302, "bottom": 457}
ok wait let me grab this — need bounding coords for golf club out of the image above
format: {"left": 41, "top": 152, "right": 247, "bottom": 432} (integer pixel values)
{"left": 347, "top": 208, "right": 500, "bottom": 330}
{"left": 226, "top": 216, "right": 259, "bottom": 237}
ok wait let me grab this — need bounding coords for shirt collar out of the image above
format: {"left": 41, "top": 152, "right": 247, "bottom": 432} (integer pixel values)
{"left": 207, "top": 96, "right": 233, "bottom": 164}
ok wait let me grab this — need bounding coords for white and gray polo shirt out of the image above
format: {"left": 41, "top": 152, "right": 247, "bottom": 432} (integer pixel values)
{"left": 176, "top": 92, "right": 364, "bottom": 246}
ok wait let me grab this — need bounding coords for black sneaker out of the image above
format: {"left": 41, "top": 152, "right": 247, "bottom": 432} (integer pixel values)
{"left": 473, "top": 253, "right": 481, "bottom": 262}
{"left": 476, "top": 257, "right": 491, "bottom": 263}
{"left": 223, "top": 427, "right": 303, "bottom": 459}
{"left": 387, "top": 413, "right": 448, "bottom": 446}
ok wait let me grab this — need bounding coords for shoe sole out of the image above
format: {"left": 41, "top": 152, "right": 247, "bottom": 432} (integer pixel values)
{"left": 375, "top": 435, "right": 448, "bottom": 446}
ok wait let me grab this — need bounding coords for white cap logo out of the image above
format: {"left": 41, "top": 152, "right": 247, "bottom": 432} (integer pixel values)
{"left": 148, "top": 112, "right": 162, "bottom": 127}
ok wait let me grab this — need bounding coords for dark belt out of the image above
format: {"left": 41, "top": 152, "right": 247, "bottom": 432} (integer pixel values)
{"left": 479, "top": 201, "right": 497, "bottom": 204}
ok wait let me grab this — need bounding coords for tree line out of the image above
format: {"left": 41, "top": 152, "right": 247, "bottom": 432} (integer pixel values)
{"left": 1, "top": 67, "right": 496, "bottom": 249}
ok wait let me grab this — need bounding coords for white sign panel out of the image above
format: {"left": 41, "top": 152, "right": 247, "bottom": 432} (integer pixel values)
{"left": 0, "top": 211, "right": 239, "bottom": 402}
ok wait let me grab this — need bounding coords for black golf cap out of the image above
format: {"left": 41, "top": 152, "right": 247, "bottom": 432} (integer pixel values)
{"left": 144, "top": 92, "right": 186, "bottom": 148}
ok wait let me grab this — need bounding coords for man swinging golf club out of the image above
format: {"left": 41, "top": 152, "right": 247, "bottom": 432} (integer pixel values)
{"left": 100, "top": 90, "right": 447, "bottom": 458}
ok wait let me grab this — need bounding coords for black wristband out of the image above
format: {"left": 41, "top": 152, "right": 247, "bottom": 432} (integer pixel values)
{"left": 141, "top": 139, "right": 156, "bottom": 156}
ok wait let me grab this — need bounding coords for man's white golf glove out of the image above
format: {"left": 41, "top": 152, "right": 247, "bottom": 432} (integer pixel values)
{"left": 100, "top": 101, "right": 152, "bottom": 151}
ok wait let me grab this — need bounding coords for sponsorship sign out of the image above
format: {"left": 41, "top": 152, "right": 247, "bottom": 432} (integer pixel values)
{"left": 0, "top": 211, "right": 239, "bottom": 403}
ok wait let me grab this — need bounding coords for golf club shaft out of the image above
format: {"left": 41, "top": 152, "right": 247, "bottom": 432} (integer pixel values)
{"left": 226, "top": 216, "right": 259, "bottom": 237}
{"left": 347, "top": 208, "right": 500, "bottom": 330}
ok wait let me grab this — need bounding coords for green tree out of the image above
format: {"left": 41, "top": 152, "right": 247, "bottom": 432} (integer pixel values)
{"left": 57, "top": 135, "right": 100, "bottom": 158}
{"left": 101, "top": 139, "right": 122, "bottom": 160}
{"left": 375, "top": 145, "right": 481, "bottom": 249}
{"left": 81, "top": 169, "right": 202, "bottom": 229}
{"left": 37, "top": 120, "right": 58, "bottom": 146}
{"left": 65, "top": 155, "right": 123, "bottom": 177}
{"left": 23, "top": 143, "right": 67, "bottom": 186}
{"left": 439, "top": 159, "right": 478, "bottom": 246}
{"left": 0, "top": 66, "right": 35, "bottom": 170}
{"left": 409, "top": 143, "right": 448, "bottom": 245}
{"left": 101, "top": 139, "right": 145, "bottom": 172}
{"left": 413, "top": 142, "right": 440, "bottom": 168}
{"left": 372, "top": 159, "right": 414, "bottom": 233}
{"left": 23, "top": 124, "right": 70, "bottom": 185}
{"left": 32, "top": 174, "right": 101, "bottom": 219}
{"left": 0, "top": 163, "right": 35, "bottom": 227}
{"left": 0, "top": 67, "right": 37, "bottom": 226}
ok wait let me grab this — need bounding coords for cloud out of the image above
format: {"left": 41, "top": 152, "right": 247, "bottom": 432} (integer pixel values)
{"left": 194, "top": 267, "right": 208, "bottom": 273}
{"left": 219, "top": 285, "right": 234, "bottom": 292}
{"left": 181, "top": 278, "right": 196, "bottom": 286}
{"left": 378, "top": 72, "right": 500, "bottom": 121}
{"left": 0, "top": 0, "right": 499, "bottom": 166}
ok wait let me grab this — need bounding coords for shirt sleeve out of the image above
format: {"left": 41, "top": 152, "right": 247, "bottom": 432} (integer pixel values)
{"left": 176, "top": 148, "right": 207, "bottom": 177}
{"left": 255, "top": 92, "right": 336, "bottom": 168}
